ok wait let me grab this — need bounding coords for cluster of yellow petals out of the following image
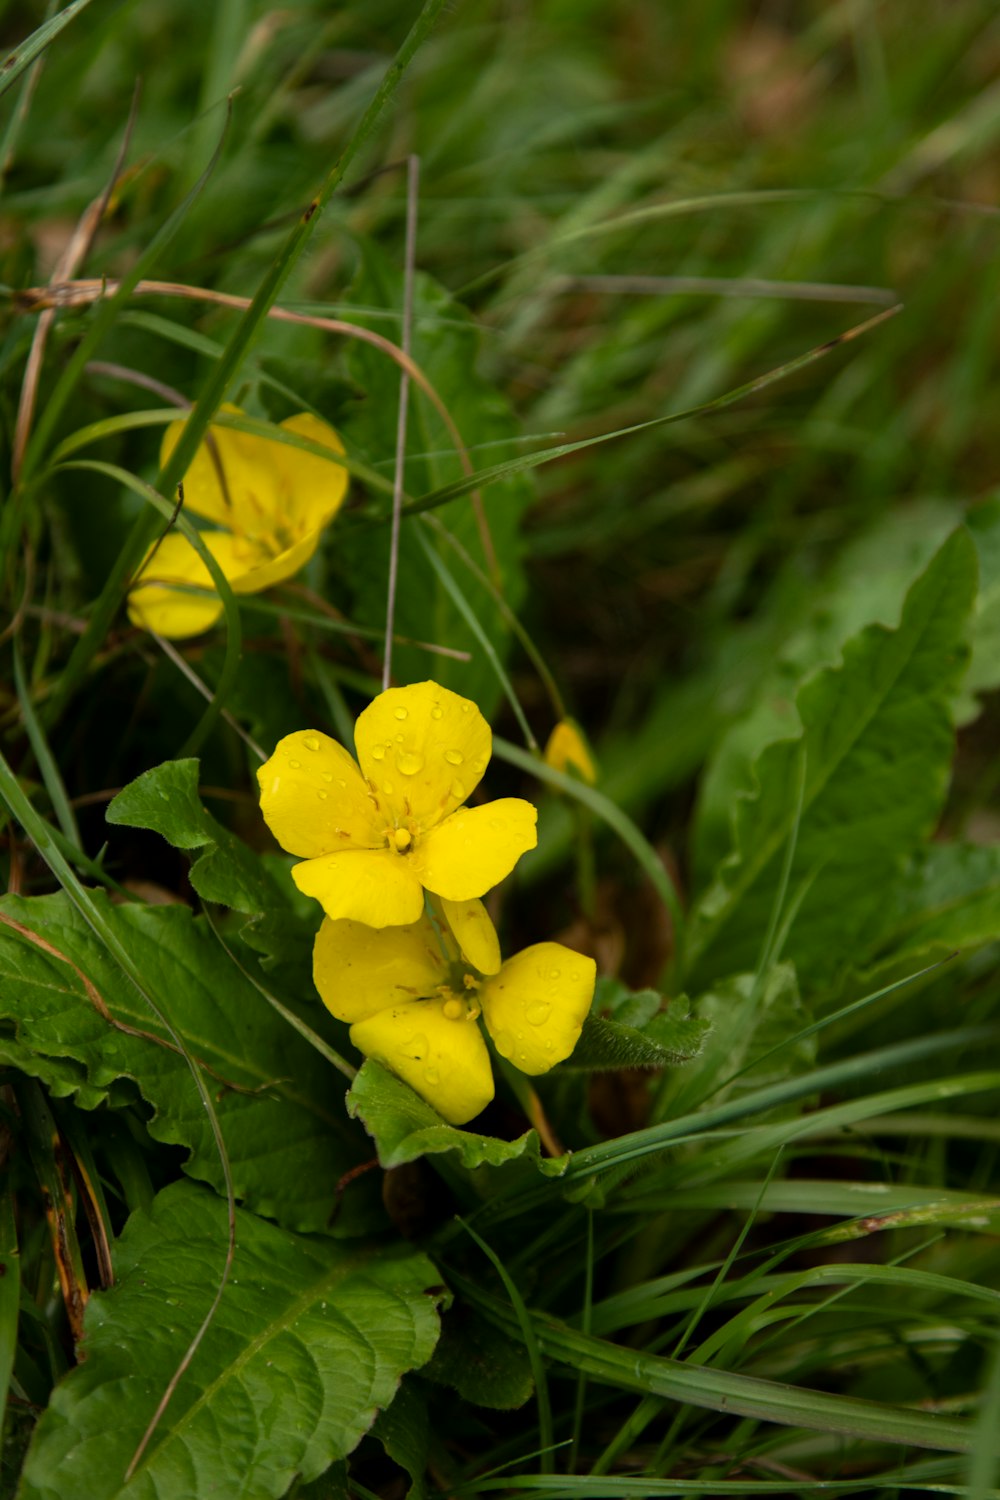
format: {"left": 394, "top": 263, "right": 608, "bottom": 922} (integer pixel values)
{"left": 313, "top": 899, "right": 596, "bottom": 1124}
{"left": 258, "top": 680, "right": 596, "bottom": 1124}
{"left": 128, "top": 405, "right": 348, "bottom": 638}
{"left": 543, "top": 719, "right": 597, "bottom": 784}
{"left": 257, "top": 682, "right": 538, "bottom": 930}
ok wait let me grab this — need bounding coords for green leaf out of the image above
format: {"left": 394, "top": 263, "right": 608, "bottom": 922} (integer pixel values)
{"left": 658, "top": 964, "right": 812, "bottom": 1120}
{"left": 107, "top": 760, "right": 275, "bottom": 915}
{"left": 962, "top": 494, "right": 1000, "bottom": 719}
{"left": 348, "top": 1061, "right": 567, "bottom": 1176}
{"left": 692, "top": 501, "right": 958, "bottom": 886}
{"left": 20, "top": 1182, "right": 444, "bottom": 1500}
{"left": 567, "top": 1012, "right": 708, "bottom": 1073}
{"left": 338, "top": 252, "right": 534, "bottom": 714}
{"left": 863, "top": 841, "right": 1000, "bottom": 978}
{"left": 0, "top": 0, "right": 97, "bottom": 101}
{"left": 0, "top": 891, "right": 366, "bottom": 1232}
{"left": 423, "top": 1304, "right": 534, "bottom": 1411}
{"left": 371, "top": 1376, "right": 429, "bottom": 1500}
{"left": 686, "top": 528, "right": 978, "bottom": 989}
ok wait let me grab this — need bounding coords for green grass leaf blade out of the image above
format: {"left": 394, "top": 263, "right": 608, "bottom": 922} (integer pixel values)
{"left": 0, "top": 0, "right": 97, "bottom": 101}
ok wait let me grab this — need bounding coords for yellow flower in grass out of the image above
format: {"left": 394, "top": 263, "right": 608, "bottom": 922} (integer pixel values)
{"left": 128, "top": 405, "right": 348, "bottom": 638}
{"left": 313, "top": 898, "right": 596, "bottom": 1124}
{"left": 257, "top": 681, "right": 538, "bottom": 929}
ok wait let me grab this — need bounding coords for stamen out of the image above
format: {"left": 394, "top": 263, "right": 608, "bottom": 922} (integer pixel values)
{"left": 392, "top": 827, "right": 412, "bottom": 851}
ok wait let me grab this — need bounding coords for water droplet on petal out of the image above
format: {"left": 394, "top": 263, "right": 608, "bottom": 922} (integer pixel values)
{"left": 289, "top": 759, "right": 300, "bottom": 769}
{"left": 424, "top": 1066, "right": 440, "bottom": 1086}
{"left": 544, "top": 1040, "right": 554, "bottom": 1052}
{"left": 321, "top": 772, "right": 333, "bottom": 783}
{"left": 444, "top": 749, "right": 463, "bottom": 765}
{"left": 337, "top": 778, "right": 346, "bottom": 788}
{"left": 395, "top": 733, "right": 404, "bottom": 744}
{"left": 450, "top": 779, "right": 465, "bottom": 800}
{"left": 526, "top": 1000, "right": 551, "bottom": 1026}
{"left": 398, "top": 751, "right": 424, "bottom": 775}
{"left": 383, "top": 781, "right": 394, "bottom": 795}
{"left": 317, "top": 790, "right": 328, "bottom": 800}
{"left": 549, "top": 967, "right": 561, "bottom": 980}
{"left": 403, "top": 1032, "right": 428, "bottom": 1059}
{"left": 431, "top": 704, "right": 443, "bottom": 720}
{"left": 461, "top": 703, "right": 471, "bottom": 713}
{"left": 490, "top": 818, "right": 503, "bottom": 830}
{"left": 304, "top": 735, "right": 320, "bottom": 751}
{"left": 371, "top": 744, "right": 386, "bottom": 761}
{"left": 394, "top": 707, "right": 408, "bottom": 721}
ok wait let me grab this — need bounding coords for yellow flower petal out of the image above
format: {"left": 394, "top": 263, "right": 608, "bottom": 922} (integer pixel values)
{"left": 227, "top": 527, "right": 322, "bottom": 595}
{"left": 479, "top": 942, "right": 596, "bottom": 1075}
{"left": 160, "top": 404, "right": 282, "bottom": 537}
{"left": 544, "top": 720, "right": 597, "bottom": 785}
{"left": 126, "top": 530, "right": 264, "bottom": 638}
{"left": 413, "top": 800, "right": 538, "bottom": 901}
{"left": 277, "top": 413, "right": 349, "bottom": 530}
{"left": 354, "top": 681, "right": 492, "bottom": 830}
{"left": 292, "top": 849, "right": 425, "bottom": 927}
{"left": 350, "top": 998, "right": 494, "bottom": 1125}
{"left": 440, "top": 897, "right": 501, "bottom": 976}
{"left": 257, "top": 730, "right": 383, "bottom": 858}
{"left": 313, "top": 915, "right": 445, "bottom": 1023}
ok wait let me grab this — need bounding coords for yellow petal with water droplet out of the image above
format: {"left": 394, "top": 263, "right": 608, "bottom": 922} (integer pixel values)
{"left": 313, "top": 914, "right": 445, "bottom": 1022}
{"left": 292, "top": 848, "right": 425, "bottom": 927}
{"left": 440, "top": 897, "right": 501, "bottom": 976}
{"left": 354, "top": 681, "right": 492, "bottom": 829}
{"left": 351, "top": 998, "right": 494, "bottom": 1124}
{"left": 413, "top": 800, "right": 537, "bottom": 901}
{"left": 480, "top": 942, "right": 595, "bottom": 1074}
{"left": 258, "top": 730, "right": 383, "bottom": 857}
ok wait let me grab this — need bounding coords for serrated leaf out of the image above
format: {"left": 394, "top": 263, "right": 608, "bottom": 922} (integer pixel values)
{"left": 863, "top": 842, "right": 1000, "bottom": 978}
{"left": 107, "top": 760, "right": 276, "bottom": 915}
{"left": 348, "top": 1060, "right": 567, "bottom": 1176}
{"left": 0, "top": 892, "right": 366, "bottom": 1232}
{"left": 20, "top": 1182, "right": 444, "bottom": 1500}
{"left": 566, "top": 1012, "right": 707, "bottom": 1072}
{"left": 687, "top": 528, "right": 978, "bottom": 988}
{"left": 692, "top": 502, "right": 960, "bottom": 885}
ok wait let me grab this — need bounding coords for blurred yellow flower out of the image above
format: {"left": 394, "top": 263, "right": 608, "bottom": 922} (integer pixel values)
{"left": 313, "top": 898, "right": 596, "bottom": 1124}
{"left": 258, "top": 681, "right": 538, "bottom": 930}
{"left": 544, "top": 719, "right": 597, "bottom": 784}
{"left": 127, "top": 405, "right": 348, "bottom": 638}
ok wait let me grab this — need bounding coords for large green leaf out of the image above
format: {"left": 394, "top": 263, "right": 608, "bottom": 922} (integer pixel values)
{"left": 20, "top": 1182, "right": 444, "bottom": 1500}
{"left": 692, "top": 502, "right": 960, "bottom": 885}
{"left": 348, "top": 1061, "right": 567, "bottom": 1176}
{"left": 862, "top": 842, "right": 1000, "bottom": 980}
{"left": 0, "top": 891, "right": 366, "bottom": 1232}
{"left": 337, "top": 250, "right": 534, "bottom": 713}
{"left": 686, "top": 528, "right": 978, "bottom": 988}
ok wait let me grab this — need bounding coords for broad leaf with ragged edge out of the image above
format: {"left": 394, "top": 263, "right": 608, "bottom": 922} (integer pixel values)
{"left": 107, "top": 759, "right": 278, "bottom": 916}
{"left": 20, "top": 1182, "right": 445, "bottom": 1500}
{"left": 423, "top": 1304, "right": 534, "bottom": 1411}
{"left": 371, "top": 1376, "right": 430, "bottom": 1500}
{"left": 565, "top": 976, "right": 708, "bottom": 1071}
{"left": 337, "top": 248, "right": 533, "bottom": 714}
{"left": 348, "top": 1060, "right": 567, "bottom": 1176}
{"left": 686, "top": 528, "right": 978, "bottom": 989}
{"left": 0, "top": 891, "right": 367, "bottom": 1232}
{"left": 692, "top": 502, "right": 960, "bottom": 885}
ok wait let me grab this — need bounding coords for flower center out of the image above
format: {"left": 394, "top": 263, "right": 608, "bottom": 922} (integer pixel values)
{"left": 391, "top": 827, "right": 412, "bottom": 852}
{"left": 440, "top": 983, "right": 481, "bottom": 1022}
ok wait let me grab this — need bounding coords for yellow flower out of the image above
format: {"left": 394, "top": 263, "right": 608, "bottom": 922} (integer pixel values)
{"left": 127, "top": 405, "right": 349, "bottom": 638}
{"left": 257, "top": 681, "right": 538, "bottom": 929}
{"left": 313, "top": 898, "right": 596, "bottom": 1124}
{"left": 543, "top": 719, "right": 597, "bottom": 784}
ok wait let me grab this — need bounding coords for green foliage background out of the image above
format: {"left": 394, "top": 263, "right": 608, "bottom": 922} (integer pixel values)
{"left": 2, "top": 1, "right": 1000, "bottom": 1497}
